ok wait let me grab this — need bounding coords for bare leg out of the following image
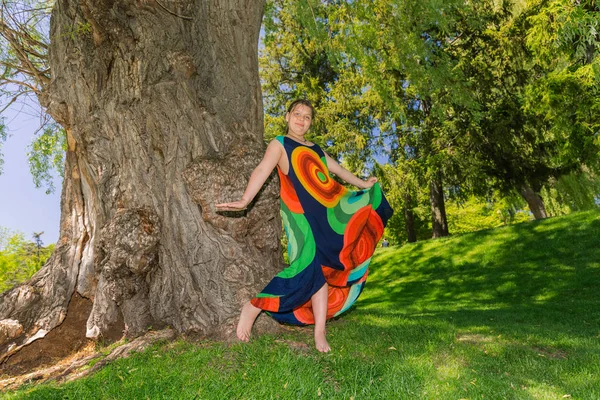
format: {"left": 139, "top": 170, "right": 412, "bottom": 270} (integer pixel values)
{"left": 236, "top": 301, "right": 262, "bottom": 342}
{"left": 312, "top": 283, "right": 331, "bottom": 352}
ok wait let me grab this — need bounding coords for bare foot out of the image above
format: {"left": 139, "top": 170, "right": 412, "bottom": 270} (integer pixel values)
{"left": 314, "top": 330, "right": 331, "bottom": 353}
{"left": 236, "top": 301, "right": 261, "bottom": 342}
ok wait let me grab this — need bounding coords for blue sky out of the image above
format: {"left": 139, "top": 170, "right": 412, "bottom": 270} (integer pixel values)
{"left": 0, "top": 107, "right": 61, "bottom": 245}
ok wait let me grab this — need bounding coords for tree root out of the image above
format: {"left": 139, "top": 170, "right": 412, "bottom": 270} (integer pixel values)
{"left": 0, "top": 328, "right": 176, "bottom": 392}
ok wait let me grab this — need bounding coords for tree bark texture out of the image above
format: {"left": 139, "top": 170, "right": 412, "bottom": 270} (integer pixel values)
{"left": 518, "top": 184, "right": 548, "bottom": 219}
{"left": 430, "top": 174, "right": 449, "bottom": 238}
{"left": 0, "top": 0, "right": 280, "bottom": 361}
{"left": 403, "top": 194, "right": 417, "bottom": 243}
{"left": 404, "top": 207, "right": 417, "bottom": 243}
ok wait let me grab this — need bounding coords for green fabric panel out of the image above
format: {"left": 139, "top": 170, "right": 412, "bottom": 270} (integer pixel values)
{"left": 277, "top": 201, "right": 316, "bottom": 279}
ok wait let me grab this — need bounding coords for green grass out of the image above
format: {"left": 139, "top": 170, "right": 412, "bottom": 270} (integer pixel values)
{"left": 4, "top": 210, "right": 600, "bottom": 399}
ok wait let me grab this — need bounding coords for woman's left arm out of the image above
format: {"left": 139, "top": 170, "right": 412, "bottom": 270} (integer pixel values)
{"left": 324, "top": 152, "right": 378, "bottom": 189}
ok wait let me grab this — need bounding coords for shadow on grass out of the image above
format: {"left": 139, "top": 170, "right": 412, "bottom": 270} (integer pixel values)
{"left": 366, "top": 211, "right": 599, "bottom": 313}
{"left": 352, "top": 211, "right": 600, "bottom": 397}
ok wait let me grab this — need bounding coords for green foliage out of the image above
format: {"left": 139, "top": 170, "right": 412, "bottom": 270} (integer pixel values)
{"left": 0, "top": 1, "right": 66, "bottom": 188}
{"left": 377, "top": 163, "right": 431, "bottom": 244}
{"left": 62, "top": 21, "right": 91, "bottom": 41}
{"left": 446, "top": 195, "right": 532, "bottom": 235}
{"left": 261, "top": 0, "right": 496, "bottom": 239}
{"left": 261, "top": 0, "right": 599, "bottom": 240}
{"left": 7, "top": 211, "right": 600, "bottom": 399}
{"left": 280, "top": 225, "right": 289, "bottom": 264}
{"left": 0, "top": 1, "right": 51, "bottom": 86}
{"left": 0, "top": 229, "right": 53, "bottom": 293}
{"left": 541, "top": 165, "right": 600, "bottom": 216}
{"left": 261, "top": 0, "right": 385, "bottom": 174}
{"left": 527, "top": 0, "right": 600, "bottom": 70}
{"left": 524, "top": 0, "right": 600, "bottom": 171}
{"left": 27, "top": 122, "right": 66, "bottom": 194}
{"left": 405, "top": 0, "right": 600, "bottom": 217}
{"left": 0, "top": 225, "right": 12, "bottom": 249}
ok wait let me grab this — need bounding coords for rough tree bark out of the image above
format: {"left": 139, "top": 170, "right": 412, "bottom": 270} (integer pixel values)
{"left": 429, "top": 173, "right": 449, "bottom": 238}
{"left": 0, "top": 0, "right": 281, "bottom": 367}
{"left": 518, "top": 184, "right": 548, "bottom": 219}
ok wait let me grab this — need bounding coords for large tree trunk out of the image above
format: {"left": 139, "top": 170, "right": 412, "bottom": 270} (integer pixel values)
{"left": 0, "top": 0, "right": 280, "bottom": 366}
{"left": 430, "top": 174, "right": 449, "bottom": 238}
{"left": 518, "top": 184, "right": 548, "bottom": 219}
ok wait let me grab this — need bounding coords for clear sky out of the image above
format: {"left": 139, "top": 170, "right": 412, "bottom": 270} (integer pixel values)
{"left": 0, "top": 107, "right": 61, "bottom": 245}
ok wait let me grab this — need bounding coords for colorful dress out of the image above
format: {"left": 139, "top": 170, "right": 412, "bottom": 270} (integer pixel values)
{"left": 250, "top": 136, "right": 393, "bottom": 325}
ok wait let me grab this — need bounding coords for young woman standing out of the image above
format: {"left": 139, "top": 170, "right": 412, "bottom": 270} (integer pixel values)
{"left": 216, "top": 99, "right": 393, "bottom": 352}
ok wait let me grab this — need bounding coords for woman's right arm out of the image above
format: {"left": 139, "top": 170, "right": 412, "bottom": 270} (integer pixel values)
{"left": 215, "top": 139, "right": 283, "bottom": 211}
{"left": 323, "top": 151, "right": 378, "bottom": 189}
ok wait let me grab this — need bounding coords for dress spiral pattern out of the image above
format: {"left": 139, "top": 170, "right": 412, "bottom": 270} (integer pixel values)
{"left": 250, "top": 136, "right": 393, "bottom": 325}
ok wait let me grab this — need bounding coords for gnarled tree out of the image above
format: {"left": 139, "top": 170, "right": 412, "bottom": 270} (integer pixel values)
{"left": 0, "top": 0, "right": 281, "bottom": 371}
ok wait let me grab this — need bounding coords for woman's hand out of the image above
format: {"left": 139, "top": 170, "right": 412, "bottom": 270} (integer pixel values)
{"left": 215, "top": 199, "right": 248, "bottom": 212}
{"left": 361, "top": 177, "right": 378, "bottom": 189}
{"left": 216, "top": 139, "right": 284, "bottom": 213}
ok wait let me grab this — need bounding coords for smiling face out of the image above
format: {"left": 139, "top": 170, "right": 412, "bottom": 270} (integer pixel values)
{"left": 285, "top": 104, "right": 313, "bottom": 138}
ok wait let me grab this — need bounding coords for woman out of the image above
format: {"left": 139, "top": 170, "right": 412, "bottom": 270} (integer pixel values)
{"left": 216, "top": 99, "right": 393, "bottom": 352}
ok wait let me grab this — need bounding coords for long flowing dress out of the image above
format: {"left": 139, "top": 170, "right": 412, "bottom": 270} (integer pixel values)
{"left": 250, "top": 136, "right": 393, "bottom": 325}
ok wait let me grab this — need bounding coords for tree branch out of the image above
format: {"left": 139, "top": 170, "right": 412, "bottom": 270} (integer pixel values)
{"left": 1, "top": 78, "right": 39, "bottom": 93}
{"left": 0, "top": 60, "right": 39, "bottom": 77}
{"left": 0, "top": 21, "right": 49, "bottom": 87}
{"left": 0, "top": 89, "right": 32, "bottom": 113}
{"left": 6, "top": 9, "right": 49, "bottom": 52}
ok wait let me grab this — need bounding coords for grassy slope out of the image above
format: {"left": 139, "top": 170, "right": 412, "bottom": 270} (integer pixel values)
{"left": 5, "top": 210, "right": 600, "bottom": 400}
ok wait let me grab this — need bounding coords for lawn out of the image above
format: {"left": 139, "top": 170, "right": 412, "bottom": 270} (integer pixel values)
{"left": 4, "top": 210, "right": 600, "bottom": 399}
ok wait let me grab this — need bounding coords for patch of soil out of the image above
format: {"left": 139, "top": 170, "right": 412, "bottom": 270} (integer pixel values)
{"left": 0, "top": 329, "right": 176, "bottom": 392}
{"left": 1, "top": 293, "right": 94, "bottom": 376}
{"left": 275, "top": 339, "right": 310, "bottom": 352}
{"left": 456, "top": 333, "right": 494, "bottom": 345}
{"left": 533, "top": 346, "right": 568, "bottom": 359}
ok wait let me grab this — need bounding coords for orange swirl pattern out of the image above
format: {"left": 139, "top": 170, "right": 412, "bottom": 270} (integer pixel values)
{"left": 339, "top": 206, "right": 385, "bottom": 270}
{"left": 292, "top": 286, "right": 351, "bottom": 325}
{"left": 322, "top": 260, "right": 371, "bottom": 288}
{"left": 251, "top": 296, "right": 280, "bottom": 312}
{"left": 250, "top": 137, "right": 393, "bottom": 326}
{"left": 291, "top": 147, "right": 347, "bottom": 208}
{"left": 278, "top": 168, "right": 303, "bottom": 214}
{"left": 322, "top": 265, "right": 349, "bottom": 287}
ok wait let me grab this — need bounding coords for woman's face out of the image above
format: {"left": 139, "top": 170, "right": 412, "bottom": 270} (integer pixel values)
{"left": 285, "top": 104, "right": 313, "bottom": 136}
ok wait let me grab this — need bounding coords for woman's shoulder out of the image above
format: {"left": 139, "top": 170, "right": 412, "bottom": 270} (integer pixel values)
{"left": 266, "top": 137, "right": 286, "bottom": 153}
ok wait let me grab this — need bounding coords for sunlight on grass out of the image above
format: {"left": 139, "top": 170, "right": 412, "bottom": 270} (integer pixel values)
{"left": 4, "top": 210, "right": 600, "bottom": 399}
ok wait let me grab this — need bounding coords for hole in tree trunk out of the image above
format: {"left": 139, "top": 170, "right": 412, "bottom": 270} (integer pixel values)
{"left": 1, "top": 293, "right": 93, "bottom": 376}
